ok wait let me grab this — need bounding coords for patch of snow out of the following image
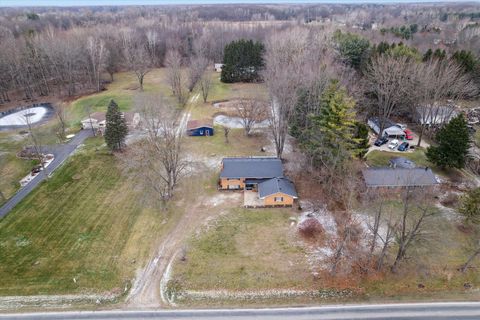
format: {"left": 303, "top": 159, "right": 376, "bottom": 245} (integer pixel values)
{"left": 0, "top": 107, "right": 48, "bottom": 126}
{"left": 213, "top": 115, "right": 269, "bottom": 129}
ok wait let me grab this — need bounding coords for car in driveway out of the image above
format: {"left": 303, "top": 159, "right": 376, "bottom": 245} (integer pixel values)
{"left": 388, "top": 139, "right": 399, "bottom": 150}
{"left": 398, "top": 142, "right": 410, "bottom": 151}
{"left": 374, "top": 136, "right": 389, "bottom": 146}
{"left": 404, "top": 129, "right": 414, "bottom": 140}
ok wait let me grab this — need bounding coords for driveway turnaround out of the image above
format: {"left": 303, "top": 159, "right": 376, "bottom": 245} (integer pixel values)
{"left": 1, "top": 302, "right": 480, "bottom": 319}
{"left": 0, "top": 130, "right": 93, "bottom": 219}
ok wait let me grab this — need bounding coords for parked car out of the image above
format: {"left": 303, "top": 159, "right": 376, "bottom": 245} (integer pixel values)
{"left": 398, "top": 142, "right": 410, "bottom": 151}
{"left": 404, "top": 129, "right": 414, "bottom": 140}
{"left": 388, "top": 139, "right": 399, "bottom": 150}
{"left": 374, "top": 136, "right": 389, "bottom": 146}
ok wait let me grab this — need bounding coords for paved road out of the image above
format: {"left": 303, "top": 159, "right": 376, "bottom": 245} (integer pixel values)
{"left": 0, "top": 130, "right": 93, "bottom": 218}
{"left": 1, "top": 303, "right": 480, "bottom": 320}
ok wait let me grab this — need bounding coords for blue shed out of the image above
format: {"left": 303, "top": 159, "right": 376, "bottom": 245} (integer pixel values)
{"left": 186, "top": 119, "right": 214, "bottom": 136}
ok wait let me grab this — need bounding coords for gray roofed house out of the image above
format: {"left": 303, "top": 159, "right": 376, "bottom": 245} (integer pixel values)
{"left": 220, "top": 157, "right": 283, "bottom": 179}
{"left": 389, "top": 157, "right": 416, "bottom": 169}
{"left": 362, "top": 167, "right": 438, "bottom": 188}
{"left": 258, "top": 177, "right": 298, "bottom": 199}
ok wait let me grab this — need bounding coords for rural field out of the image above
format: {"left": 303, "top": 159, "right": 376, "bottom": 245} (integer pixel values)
{"left": 1, "top": 2, "right": 480, "bottom": 315}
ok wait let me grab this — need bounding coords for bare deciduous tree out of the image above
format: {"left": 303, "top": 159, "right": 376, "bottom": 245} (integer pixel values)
{"left": 165, "top": 49, "right": 189, "bottom": 106}
{"left": 222, "top": 125, "right": 230, "bottom": 144}
{"left": 264, "top": 28, "right": 331, "bottom": 158}
{"left": 234, "top": 99, "right": 267, "bottom": 136}
{"left": 87, "top": 36, "right": 109, "bottom": 92}
{"left": 127, "top": 93, "right": 188, "bottom": 204}
{"left": 187, "top": 55, "right": 209, "bottom": 92}
{"left": 200, "top": 71, "right": 212, "bottom": 103}
{"left": 122, "top": 30, "right": 152, "bottom": 91}
{"left": 391, "top": 187, "right": 437, "bottom": 273}
{"left": 364, "top": 54, "right": 417, "bottom": 136}
{"left": 55, "top": 103, "right": 68, "bottom": 140}
{"left": 414, "top": 59, "right": 477, "bottom": 146}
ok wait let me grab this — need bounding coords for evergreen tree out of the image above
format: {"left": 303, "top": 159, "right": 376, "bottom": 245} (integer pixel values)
{"left": 301, "top": 80, "right": 358, "bottom": 169}
{"left": 353, "top": 122, "right": 370, "bottom": 158}
{"left": 426, "top": 114, "right": 470, "bottom": 169}
{"left": 459, "top": 187, "right": 480, "bottom": 225}
{"left": 333, "top": 30, "right": 370, "bottom": 69}
{"left": 220, "top": 39, "right": 264, "bottom": 83}
{"left": 104, "top": 99, "right": 128, "bottom": 151}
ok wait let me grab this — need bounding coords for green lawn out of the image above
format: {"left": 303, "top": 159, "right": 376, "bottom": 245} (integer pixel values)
{"left": 172, "top": 208, "right": 314, "bottom": 291}
{"left": 366, "top": 149, "right": 432, "bottom": 168}
{"left": 0, "top": 137, "right": 168, "bottom": 296}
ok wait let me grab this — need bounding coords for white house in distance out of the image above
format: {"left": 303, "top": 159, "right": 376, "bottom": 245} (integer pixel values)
{"left": 416, "top": 105, "right": 458, "bottom": 126}
{"left": 81, "top": 111, "right": 141, "bottom": 133}
{"left": 214, "top": 63, "right": 224, "bottom": 72}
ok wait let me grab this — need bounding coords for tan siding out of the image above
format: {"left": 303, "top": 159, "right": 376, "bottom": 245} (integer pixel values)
{"left": 220, "top": 178, "right": 245, "bottom": 190}
{"left": 263, "top": 192, "right": 295, "bottom": 206}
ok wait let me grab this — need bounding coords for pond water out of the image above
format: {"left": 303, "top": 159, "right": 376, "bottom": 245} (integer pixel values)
{"left": 213, "top": 114, "right": 270, "bottom": 129}
{"left": 0, "top": 104, "right": 54, "bottom": 129}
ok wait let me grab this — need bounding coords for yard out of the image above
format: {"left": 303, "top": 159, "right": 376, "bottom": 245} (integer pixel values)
{"left": 171, "top": 208, "right": 316, "bottom": 291}
{"left": 366, "top": 149, "right": 432, "bottom": 168}
{"left": 0, "top": 137, "right": 171, "bottom": 296}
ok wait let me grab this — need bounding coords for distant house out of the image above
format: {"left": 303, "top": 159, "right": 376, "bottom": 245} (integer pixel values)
{"left": 81, "top": 112, "right": 106, "bottom": 130}
{"left": 362, "top": 167, "right": 438, "bottom": 188}
{"left": 81, "top": 111, "right": 141, "bottom": 134}
{"left": 416, "top": 105, "right": 457, "bottom": 126}
{"left": 389, "top": 157, "right": 416, "bottom": 169}
{"left": 219, "top": 157, "right": 298, "bottom": 207}
{"left": 368, "top": 117, "right": 405, "bottom": 138}
{"left": 214, "top": 63, "right": 224, "bottom": 72}
{"left": 186, "top": 119, "right": 214, "bottom": 136}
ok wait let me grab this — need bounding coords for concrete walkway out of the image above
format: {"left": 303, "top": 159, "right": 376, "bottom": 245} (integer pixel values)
{"left": 0, "top": 130, "right": 93, "bottom": 219}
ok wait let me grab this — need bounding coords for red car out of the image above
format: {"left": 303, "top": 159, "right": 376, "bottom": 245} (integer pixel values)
{"left": 404, "top": 129, "right": 414, "bottom": 140}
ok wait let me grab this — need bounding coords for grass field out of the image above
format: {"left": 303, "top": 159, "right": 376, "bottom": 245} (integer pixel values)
{"left": 172, "top": 208, "right": 314, "bottom": 291}
{"left": 0, "top": 137, "right": 171, "bottom": 296}
{"left": 366, "top": 149, "right": 432, "bottom": 168}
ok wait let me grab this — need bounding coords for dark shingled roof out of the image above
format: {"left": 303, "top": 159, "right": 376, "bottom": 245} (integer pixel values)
{"left": 362, "top": 168, "right": 438, "bottom": 188}
{"left": 220, "top": 157, "right": 283, "bottom": 179}
{"left": 389, "top": 157, "right": 416, "bottom": 169}
{"left": 258, "top": 177, "right": 298, "bottom": 198}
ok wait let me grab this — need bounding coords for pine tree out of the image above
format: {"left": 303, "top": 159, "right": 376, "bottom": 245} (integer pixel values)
{"left": 221, "top": 39, "right": 264, "bottom": 83}
{"left": 301, "top": 80, "right": 358, "bottom": 169}
{"left": 104, "top": 99, "right": 128, "bottom": 151}
{"left": 426, "top": 114, "right": 470, "bottom": 169}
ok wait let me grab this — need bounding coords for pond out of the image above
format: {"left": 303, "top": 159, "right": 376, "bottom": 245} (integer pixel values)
{"left": 0, "top": 103, "right": 55, "bottom": 130}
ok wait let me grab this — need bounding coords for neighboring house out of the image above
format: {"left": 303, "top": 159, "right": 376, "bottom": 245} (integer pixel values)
{"left": 368, "top": 117, "right": 405, "bottom": 138}
{"left": 81, "top": 112, "right": 106, "bottom": 130}
{"left": 219, "top": 157, "right": 298, "bottom": 207}
{"left": 362, "top": 167, "right": 438, "bottom": 188}
{"left": 186, "top": 119, "right": 214, "bottom": 136}
{"left": 389, "top": 157, "right": 417, "bottom": 169}
{"left": 214, "top": 63, "right": 224, "bottom": 72}
{"left": 81, "top": 111, "right": 141, "bottom": 133}
{"left": 416, "top": 105, "right": 457, "bottom": 126}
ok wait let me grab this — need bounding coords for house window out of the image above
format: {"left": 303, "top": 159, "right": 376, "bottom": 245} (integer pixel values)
{"left": 199, "top": 130, "right": 204, "bottom": 135}
{"left": 274, "top": 196, "right": 284, "bottom": 202}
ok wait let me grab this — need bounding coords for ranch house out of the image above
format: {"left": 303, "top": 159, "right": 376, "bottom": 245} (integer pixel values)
{"left": 219, "top": 157, "right": 298, "bottom": 207}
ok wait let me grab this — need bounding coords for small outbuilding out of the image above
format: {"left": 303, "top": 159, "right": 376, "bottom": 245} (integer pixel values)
{"left": 187, "top": 119, "right": 214, "bottom": 136}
